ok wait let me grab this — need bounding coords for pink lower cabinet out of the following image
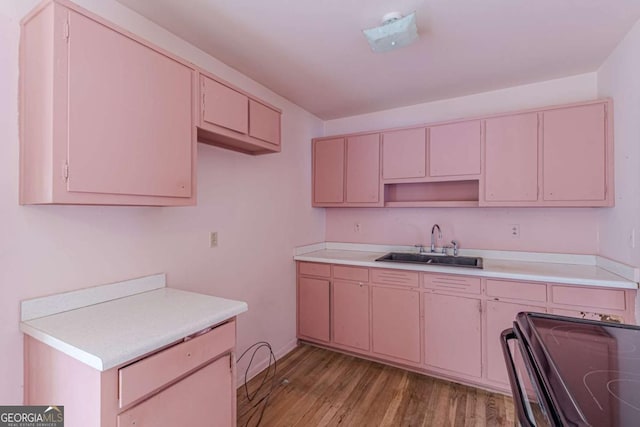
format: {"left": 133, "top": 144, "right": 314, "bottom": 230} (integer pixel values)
{"left": 371, "top": 286, "right": 421, "bottom": 363}
{"left": 118, "top": 355, "right": 232, "bottom": 426}
{"left": 549, "top": 284, "right": 632, "bottom": 324}
{"left": 24, "top": 319, "right": 237, "bottom": 427}
{"left": 423, "top": 293, "right": 482, "bottom": 378}
{"left": 297, "top": 277, "right": 331, "bottom": 342}
{"left": 485, "top": 300, "right": 546, "bottom": 385}
{"left": 332, "top": 280, "right": 370, "bottom": 351}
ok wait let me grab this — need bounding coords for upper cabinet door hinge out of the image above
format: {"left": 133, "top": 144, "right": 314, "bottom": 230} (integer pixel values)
{"left": 201, "top": 81, "right": 205, "bottom": 115}
{"left": 63, "top": 162, "right": 69, "bottom": 181}
{"left": 63, "top": 21, "right": 70, "bottom": 42}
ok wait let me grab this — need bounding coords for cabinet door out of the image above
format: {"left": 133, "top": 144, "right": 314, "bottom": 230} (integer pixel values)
{"left": 429, "top": 120, "right": 481, "bottom": 177}
{"left": 486, "top": 301, "right": 545, "bottom": 385}
{"left": 249, "top": 99, "right": 280, "bottom": 146}
{"left": 118, "top": 355, "right": 232, "bottom": 427}
{"left": 67, "top": 10, "right": 193, "bottom": 198}
{"left": 424, "top": 293, "right": 482, "bottom": 377}
{"left": 201, "top": 76, "right": 248, "bottom": 134}
{"left": 313, "top": 138, "right": 345, "bottom": 204}
{"left": 333, "top": 280, "right": 370, "bottom": 351}
{"left": 371, "top": 286, "right": 421, "bottom": 363}
{"left": 382, "top": 128, "right": 426, "bottom": 179}
{"left": 543, "top": 104, "right": 606, "bottom": 201}
{"left": 298, "top": 277, "right": 331, "bottom": 342}
{"left": 484, "top": 113, "right": 538, "bottom": 202}
{"left": 346, "top": 134, "right": 380, "bottom": 203}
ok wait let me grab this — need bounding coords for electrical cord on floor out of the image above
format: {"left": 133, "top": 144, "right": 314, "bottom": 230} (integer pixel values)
{"left": 237, "top": 341, "right": 278, "bottom": 427}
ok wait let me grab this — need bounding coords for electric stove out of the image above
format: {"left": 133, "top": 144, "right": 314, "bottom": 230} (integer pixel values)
{"left": 502, "top": 312, "right": 640, "bottom": 426}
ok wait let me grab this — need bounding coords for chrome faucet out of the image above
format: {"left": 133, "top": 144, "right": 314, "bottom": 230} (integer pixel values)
{"left": 430, "top": 224, "right": 442, "bottom": 253}
{"left": 441, "top": 240, "right": 459, "bottom": 256}
{"left": 451, "top": 240, "right": 459, "bottom": 256}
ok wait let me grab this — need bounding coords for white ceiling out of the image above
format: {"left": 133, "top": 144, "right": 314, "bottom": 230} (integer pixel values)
{"left": 117, "top": 0, "right": 640, "bottom": 120}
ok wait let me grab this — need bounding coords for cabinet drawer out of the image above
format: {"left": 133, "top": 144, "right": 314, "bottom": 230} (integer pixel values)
{"left": 371, "top": 269, "right": 419, "bottom": 288}
{"left": 118, "top": 355, "right": 232, "bottom": 427}
{"left": 119, "top": 320, "right": 235, "bottom": 408}
{"left": 298, "top": 262, "right": 331, "bottom": 278}
{"left": 551, "top": 285, "right": 626, "bottom": 311}
{"left": 552, "top": 308, "right": 625, "bottom": 324}
{"left": 486, "top": 279, "right": 546, "bottom": 302}
{"left": 423, "top": 274, "right": 480, "bottom": 294}
{"left": 333, "top": 265, "right": 369, "bottom": 282}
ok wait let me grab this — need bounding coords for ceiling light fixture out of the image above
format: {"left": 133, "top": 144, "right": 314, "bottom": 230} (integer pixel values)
{"left": 363, "top": 11, "right": 418, "bottom": 53}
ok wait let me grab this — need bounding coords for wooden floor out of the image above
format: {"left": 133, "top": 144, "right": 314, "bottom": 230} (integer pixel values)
{"left": 237, "top": 344, "right": 515, "bottom": 427}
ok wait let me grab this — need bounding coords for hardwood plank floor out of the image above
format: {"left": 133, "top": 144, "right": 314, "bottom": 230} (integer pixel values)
{"left": 237, "top": 344, "right": 516, "bottom": 427}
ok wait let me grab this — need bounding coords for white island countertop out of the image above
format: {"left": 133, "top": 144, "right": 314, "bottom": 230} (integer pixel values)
{"left": 20, "top": 274, "right": 248, "bottom": 371}
{"left": 294, "top": 243, "right": 639, "bottom": 289}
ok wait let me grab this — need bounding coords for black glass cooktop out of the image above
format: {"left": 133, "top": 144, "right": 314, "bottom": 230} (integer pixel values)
{"left": 517, "top": 313, "right": 640, "bottom": 427}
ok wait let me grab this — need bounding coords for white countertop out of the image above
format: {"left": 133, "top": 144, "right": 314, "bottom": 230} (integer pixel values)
{"left": 294, "top": 244, "right": 638, "bottom": 289}
{"left": 20, "top": 275, "right": 248, "bottom": 371}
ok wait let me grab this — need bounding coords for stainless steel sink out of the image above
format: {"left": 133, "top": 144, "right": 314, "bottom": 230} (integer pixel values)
{"left": 375, "top": 252, "right": 483, "bottom": 269}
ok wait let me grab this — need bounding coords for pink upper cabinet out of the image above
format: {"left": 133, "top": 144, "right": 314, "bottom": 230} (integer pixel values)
{"left": 198, "top": 72, "right": 281, "bottom": 155}
{"left": 346, "top": 134, "right": 381, "bottom": 204}
{"left": 20, "top": 2, "right": 196, "bottom": 206}
{"left": 543, "top": 103, "right": 608, "bottom": 202}
{"left": 312, "top": 134, "right": 382, "bottom": 207}
{"left": 429, "top": 120, "right": 481, "bottom": 177}
{"left": 249, "top": 100, "right": 281, "bottom": 146}
{"left": 483, "top": 113, "right": 539, "bottom": 203}
{"left": 312, "top": 99, "right": 612, "bottom": 208}
{"left": 313, "top": 138, "right": 345, "bottom": 205}
{"left": 382, "top": 128, "right": 427, "bottom": 180}
{"left": 201, "top": 76, "right": 248, "bottom": 134}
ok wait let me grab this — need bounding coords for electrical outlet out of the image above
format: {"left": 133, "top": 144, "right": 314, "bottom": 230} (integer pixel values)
{"left": 510, "top": 224, "right": 520, "bottom": 238}
{"left": 354, "top": 223, "right": 361, "bottom": 233}
{"left": 210, "top": 231, "right": 218, "bottom": 248}
{"left": 630, "top": 228, "right": 636, "bottom": 249}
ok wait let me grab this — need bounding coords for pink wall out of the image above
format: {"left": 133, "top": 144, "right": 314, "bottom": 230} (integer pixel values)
{"left": 323, "top": 74, "right": 603, "bottom": 254}
{"left": 325, "top": 208, "right": 599, "bottom": 254}
{"left": 324, "top": 73, "right": 598, "bottom": 135}
{"left": 0, "top": 0, "right": 324, "bottom": 404}
{"left": 597, "top": 19, "right": 640, "bottom": 267}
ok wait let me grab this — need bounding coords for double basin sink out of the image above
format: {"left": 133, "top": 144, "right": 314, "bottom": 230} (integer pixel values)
{"left": 375, "top": 252, "right": 483, "bottom": 269}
